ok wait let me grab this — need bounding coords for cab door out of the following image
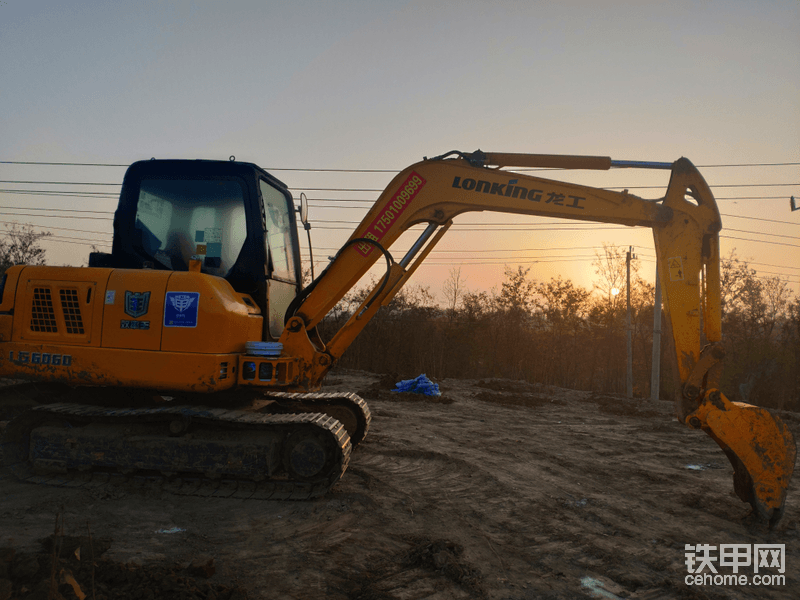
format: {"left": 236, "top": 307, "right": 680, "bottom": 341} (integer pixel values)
{"left": 258, "top": 179, "right": 301, "bottom": 339}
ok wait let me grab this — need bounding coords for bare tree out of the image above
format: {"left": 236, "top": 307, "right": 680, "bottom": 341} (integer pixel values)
{"left": 759, "top": 276, "right": 790, "bottom": 338}
{"left": 720, "top": 250, "right": 759, "bottom": 317}
{"left": 0, "top": 224, "right": 52, "bottom": 274}
{"left": 592, "top": 242, "right": 636, "bottom": 313}
{"left": 442, "top": 266, "right": 467, "bottom": 317}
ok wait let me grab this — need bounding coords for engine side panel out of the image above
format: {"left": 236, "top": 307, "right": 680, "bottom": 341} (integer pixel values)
{"left": 101, "top": 269, "right": 169, "bottom": 350}
{"left": 161, "top": 270, "right": 262, "bottom": 354}
{"left": 10, "top": 266, "right": 112, "bottom": 347}
{"left": 0, "top": 266, "right": 264, "bottom": 392}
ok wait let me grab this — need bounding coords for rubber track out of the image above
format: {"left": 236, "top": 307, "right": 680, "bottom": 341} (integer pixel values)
{"left": 2, "top": 403, "right": 351, "bottom": 500}
{"left": 262, "top": 391, "right": 371, "bottom": 445}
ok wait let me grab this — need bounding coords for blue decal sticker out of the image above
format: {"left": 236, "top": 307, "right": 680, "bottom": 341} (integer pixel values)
{"left": 124, "top": 291, "right": 151, "bottom": 318}
{"left": 164, "top": 292, "right": 200, "bottom": 328}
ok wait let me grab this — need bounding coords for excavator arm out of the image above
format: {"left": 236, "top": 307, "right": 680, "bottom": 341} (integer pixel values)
{"left": 280, "top": 150, "right": 796, "bottom": 525}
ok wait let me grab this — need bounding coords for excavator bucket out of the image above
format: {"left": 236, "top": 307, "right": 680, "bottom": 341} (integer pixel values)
{"left": 692, "top": 391, "right": 797, "bottom": 527}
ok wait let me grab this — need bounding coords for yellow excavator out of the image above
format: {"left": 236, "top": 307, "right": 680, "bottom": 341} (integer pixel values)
{"left": 0, "top": 150, "right": 795, "bottom": 524}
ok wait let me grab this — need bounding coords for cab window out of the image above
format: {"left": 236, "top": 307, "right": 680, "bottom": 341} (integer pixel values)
{"left": 259, "top": 179, "right": 296, "bottom": 282}
{"left": 134, "top": 178, "right": 247, "bottom": 277}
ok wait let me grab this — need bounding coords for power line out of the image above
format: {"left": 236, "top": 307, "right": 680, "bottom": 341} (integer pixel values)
{"left": 2, "top": 159, "right": 798, "bottom": 170}
{"left": 31, "top": 234, "right": 795, "bottom": 285}
{"left": 689, "top": 183, "right": 799, "bottom": 189}
{"left": 5, "top": 234, "right": 111, "bottom": 247}
{"left": 310, "top": 195, "right": 800, "bottom": 203}
{"left": 0, "top": 189, "right": 118, "bottom": 197}
{"left": 0, "top": 220, "right": 112, "bottom": 237}
{"left": 0, "top": 161, "right": 130, "bottom": 167}
{"left": 0, "top": 205, "right": 113, "bottom": 215}
{"left": 309, "top": 224, "right": 799, "bottom": 248}
{"left": 307, "top": 221, "right": 797, "bottom": 238}
{"left": 0, "top": 180, "right": 121, "bottom": 186}
{"left": 317, "top": 245, "right": 800, "bottom": 273}
{"left": 290, "top": 183, "right": 800, "bottom": 193}
{"left": 2, "top": 180, "right": 798, "bottom": 192}
{"left": 696, "top": 163, "right": 800, "bottom": 168}
{"left": 0, "top": 189, "right": 796, "bottom": 203}
{"left": 282, "top": 161, "right": 800, "bottom": 172}
{"left": 720, "top": 235, "right": 800, "bottom": 248}
{"left": 39, "top": 234, "right": 111, "bottom": 244}
{"left": 22, "top": 222, "right": 794, "bottom": 273}
{"left": 726, "top": 228, "right": 798, "bottom": 240}
{"left": 2, "top": 190, "right": 800, "bottom": 231}
{"left": 48, "top": 238, "right": 110, "bottom": 247}
{"left": 310, "top": 245, "right": 799, "bottom": 275}
{"left": 1, "top": 168, "right": 796, "bottom": 264}
{"left": 0, "top": 206, "right": 792, "bottom": 247}
{"left": 29, "top": 234, "right": 790, "bottom": 283}
{"left": 720, "top": 212, "right": 800, "bottom": 225}
{"left": 385, "top": 256, "right": 800, "bottom": 280}
{"left": 0, "top": 211, "right": 113, "bottom": 221}
{"left": 302, "top": 236, "right": 800, "bottom": 278}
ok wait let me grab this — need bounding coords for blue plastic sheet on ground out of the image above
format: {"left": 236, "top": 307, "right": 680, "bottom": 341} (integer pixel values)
{"left": 392, "top": 374, "right": 441, "bottom": 396}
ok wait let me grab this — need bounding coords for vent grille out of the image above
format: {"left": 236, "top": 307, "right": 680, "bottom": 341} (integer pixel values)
{"left": 30, "top": 288, "right": 58, "bottom": 332}
{"left": 59, "top": 289, "right": 85, "bottom": 334}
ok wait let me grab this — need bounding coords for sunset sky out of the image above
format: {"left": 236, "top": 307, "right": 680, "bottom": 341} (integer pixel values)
{"left": 2, "top": 0, "right": 798, "bottom": 303}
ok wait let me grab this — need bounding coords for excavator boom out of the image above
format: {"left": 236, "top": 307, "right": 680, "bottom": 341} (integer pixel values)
{"left": 281, "top": 150, "right": 795, "bottom": 524}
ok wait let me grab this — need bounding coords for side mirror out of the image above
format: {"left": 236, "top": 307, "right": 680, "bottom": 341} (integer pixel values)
{"left": 298, "top": 192, "right": 309, "bottom": 225}
{"left": 297, "top": 192, "right": 314, "bottom": 280}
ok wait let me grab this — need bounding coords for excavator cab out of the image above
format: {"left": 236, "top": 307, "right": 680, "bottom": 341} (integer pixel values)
{"left": 89, "top": 159, "right": 302, "bottom": 339}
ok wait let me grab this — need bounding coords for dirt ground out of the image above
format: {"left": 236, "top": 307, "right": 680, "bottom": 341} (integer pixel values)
{"left": 1, "top": 369, "right": 798, "bottom": 600}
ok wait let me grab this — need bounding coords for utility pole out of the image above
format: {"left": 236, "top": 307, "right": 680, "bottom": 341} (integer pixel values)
{"left": 626, "top": 246, "right": 635, "bottom": 398}
{"left": 650, "top": 269, "right": 662, "bottom": 401}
